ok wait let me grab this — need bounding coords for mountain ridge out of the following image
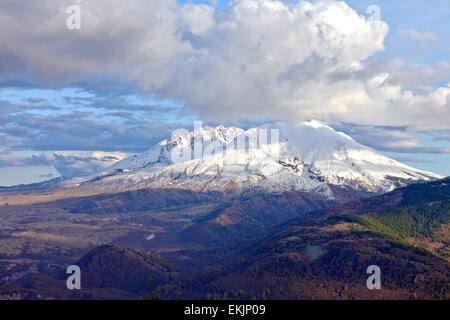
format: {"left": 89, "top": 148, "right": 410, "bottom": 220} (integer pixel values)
{"left": 61, "top": 120, "right": 441, "bottom": 197}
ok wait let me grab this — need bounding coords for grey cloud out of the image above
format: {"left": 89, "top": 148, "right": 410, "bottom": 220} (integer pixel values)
{"left": 433, "top": 135, "right": 450, "bottom": 142}
{"left": 0, "top": 151, "right": 129, "bottom": 178}
{"left": 385, "top": 155, "right": 435, "bottom": 164}
{"left": 333, "top": 123, "right": 450, "bottom": 154}
{"left": 0, "top": 0, "right": 448, "bottom": 133}
{"left": 39, "top": 172, "right": 57, "bottom": 179}
{"left": 0, "top": 99, "right": 61, "bottom": 114}
{"left": 65, "top": 95, "right": 180, "bottom": 119}
{"left": 24, "top": 97, "right": 47, "bottom": 104}
{"left": 0, "top": 100, "right": 180, "bottom": 153}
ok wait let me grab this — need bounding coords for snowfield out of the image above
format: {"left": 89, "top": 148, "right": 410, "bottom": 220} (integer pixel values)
{"left": 65, "top": 120, "right": 442, "bottom": 199}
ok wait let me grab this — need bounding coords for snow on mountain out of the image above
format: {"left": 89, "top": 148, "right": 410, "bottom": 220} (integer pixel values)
{"left": 67, "top": 121, "right": 442, "bottom": 198}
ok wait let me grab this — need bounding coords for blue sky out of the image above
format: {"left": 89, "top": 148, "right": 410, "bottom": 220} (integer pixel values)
{"left": 0, "top": 0, "right": 449, "bottom": 186}
{"left": 344, "top": 0, "right": 450, "bottom": 175}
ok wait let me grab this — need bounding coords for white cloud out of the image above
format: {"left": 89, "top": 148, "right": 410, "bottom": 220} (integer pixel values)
{"left": 41, "top": 151, "right": 130, "bottom": 177}
{"left": 0, "top": 150, "right": 129, "bottom": 177}
{"left": 0, "top": 0, "right": 449, "bottom": 130}
{"left": 178, "top": 3, "right": 216, "bottom": 35}
{"left": 399, "top": 29, "right": 438, "bottom": 45}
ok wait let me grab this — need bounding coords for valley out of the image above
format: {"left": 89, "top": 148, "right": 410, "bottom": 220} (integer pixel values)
{"left": 0, "top": 178, "right": 448, "bottom": 300}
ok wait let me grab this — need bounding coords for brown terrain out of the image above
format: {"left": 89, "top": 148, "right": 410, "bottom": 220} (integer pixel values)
{"left": 0, "top": 178, "right": 448, "bottom": 299}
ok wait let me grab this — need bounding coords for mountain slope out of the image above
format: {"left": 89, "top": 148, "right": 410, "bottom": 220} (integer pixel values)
{"left": 164, "top": 178, "right": 450, "bottom": 300}
{"left": 1, "top": 179, "right": 448, "bottom": 300}
{"left": 0, "top": 245, "right": 174, "bottom": 300}
{"left": 63, "top": 121, "right": 441, "bottom": 197}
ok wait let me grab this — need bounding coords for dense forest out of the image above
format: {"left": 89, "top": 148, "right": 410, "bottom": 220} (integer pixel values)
{"left": 357, "top": 202, "right": 449, "bottom": 239}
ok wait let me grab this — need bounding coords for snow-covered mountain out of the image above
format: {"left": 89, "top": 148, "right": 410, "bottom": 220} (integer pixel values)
{"left": 67, "top": 120, "right": 442, "bottom": 199}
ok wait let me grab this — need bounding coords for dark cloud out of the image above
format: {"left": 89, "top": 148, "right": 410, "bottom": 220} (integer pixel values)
{"left": 433, "top": 135, "right": 450, "bottom": 142}
{"left": 64, "top": 95, "right": 180, "bottom": 119}
{"left": 0, "top": 99, "right": 180, "bottom": 153}
{"left": 23, "top": 97, "right": 47, "bottom": 104}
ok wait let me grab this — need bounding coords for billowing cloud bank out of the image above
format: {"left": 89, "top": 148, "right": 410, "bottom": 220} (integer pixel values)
{"left": 0, "top": 0, "right": 449, "bottom": 129}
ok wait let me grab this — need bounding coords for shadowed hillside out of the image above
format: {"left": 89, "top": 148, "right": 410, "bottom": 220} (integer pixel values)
{"left": 0, "top": 179, "right": 448, "bottom": 299}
